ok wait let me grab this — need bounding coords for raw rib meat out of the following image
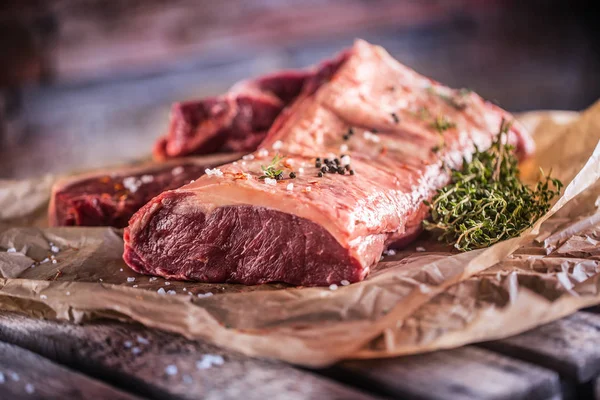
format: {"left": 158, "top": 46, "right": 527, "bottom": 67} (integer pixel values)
{"left": 49, "top": 154, "right": 239, "bottom": 228}
{"left": 124, "top": 40, "right": 534, "bottom": 286}
{"left": 153, "top": 51, "right": 348, "bottom": 160}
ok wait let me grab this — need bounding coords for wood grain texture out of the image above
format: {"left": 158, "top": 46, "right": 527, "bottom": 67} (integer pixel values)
{"left": 0, "top": 311, "right": 377, "bottom": 400}
{"left": 339, "top": 346, "right": 560, "bottom": 400}
{"left": 481, "top": 312, "right": 600, "bottom": 383}
{"left": 0, "top": 340, "right": 140, "bottom": 399}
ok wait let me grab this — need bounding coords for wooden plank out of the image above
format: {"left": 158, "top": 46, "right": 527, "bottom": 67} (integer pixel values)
{"left": 0, "top": 311, "right": 377, "bottom": 400}
{"left": 0, "top": 340, "right": 140, "bottom": 399}
{"left": 337, "top": 346, "right": 560, "bottom": 400}
{"left": 480, "top": 312, "right": 600, "bottom": 383}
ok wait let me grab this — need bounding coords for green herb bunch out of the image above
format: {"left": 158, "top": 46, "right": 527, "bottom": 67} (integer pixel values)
{"left": 423, "top": 119, "right": 562, "bottom": 251}
{"left": 259, "top": 154, "right": 284, "bottom": 180}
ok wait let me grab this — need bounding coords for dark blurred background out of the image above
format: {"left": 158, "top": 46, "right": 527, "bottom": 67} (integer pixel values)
{"left": 0, "top": 0, "right": 597, "bottom": 178}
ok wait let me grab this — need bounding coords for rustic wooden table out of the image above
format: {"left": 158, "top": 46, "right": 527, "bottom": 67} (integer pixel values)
{"left": 1, "top": 307, "right": 600, "bottom": 399}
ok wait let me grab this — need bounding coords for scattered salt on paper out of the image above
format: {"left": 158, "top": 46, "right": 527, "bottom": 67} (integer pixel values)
{"left": 165, "top": 365, "right": 178, "bottom": 376}
{"left": 196, "top": 354, "right": 225, "bottom": 369}
{"left": 137, "top": 336, "right": 150, "bottom": 345}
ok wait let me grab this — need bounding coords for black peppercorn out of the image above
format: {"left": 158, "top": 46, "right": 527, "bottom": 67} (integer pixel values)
{"left": 289, "top": 172, "right": 296, "bottom": 179}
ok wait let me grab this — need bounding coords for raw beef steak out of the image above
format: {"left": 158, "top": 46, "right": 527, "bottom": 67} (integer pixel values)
{"left": 153, "top": 51, "right": 348, "bottom": 159}
{"left": 124, "top": 40, "right": 534, "bottom": 286}
{"left": 49, "top": 154, "right": 239, "bottom": 228}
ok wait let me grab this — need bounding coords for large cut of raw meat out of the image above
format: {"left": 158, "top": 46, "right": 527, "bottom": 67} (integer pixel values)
{"left": 124, "top": 40, "right": 534, "bottom": 286}
{"left": 49, "top": 154, "right": 239, "bottom": 228}
{"left": 153, "top": 52, "right": 348, "bottom": 159}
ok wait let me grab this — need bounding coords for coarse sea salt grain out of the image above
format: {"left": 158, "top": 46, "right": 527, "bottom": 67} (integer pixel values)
{"left": 340, "top": 280, "right": 350, "bottom": 286}
{"left": 124, "top": 340, "right": 133, "bottom": 348}
{"left": 384, "top": 249, "right": 396, "bottom": 256}
{"left": 157, "top": 288, "right": 166, "bottom": 295}
{"left": 140, "top": 174, "right": 154, "bottom": 184}
{"left": 341, "top": 155, "right": 351, "bottom": 166}
{"left": 298, "top": 167, "right": 304, "bottom": 174}
{"left": 272, "top": 140, "right": 283, "bottom": 150}
{"left": 305, "top": 186, "right": 312, "bottom": 192}
{"left": 131, "top": 347, "right": 141, "bottom": 355}
{"left": 9, "top": 372, "right": 19, "bottom": 381}
{"left": 52, "top": 259, "right": 57, "bottom": 264}
{"left": 137, "top": 336, "right": 150, "bottom": 345}
{"left": 40, "top": 258, "right": 50, "bottom": 264}
{"left": 25, "top": 383, "right": 35, "bottom": 394}
{"left": 6, "top": 247, "right": 16, "bottom": 253}
{"left": 50, "top": 245, "right": 60, "bottom": 253}
{"left": 182, "top": 374, "right": 194, "bottom": 384}
{"left": 416, "top": 246, "right": 426, "bottom": 252}
{"left": 242, "top": 154, "right": 254, "bottom": 161}
{"left": 66, "top": 291, "right": 70, "bottom": 296}
{"left": 286, "top": 183, "right": 294, "bottom": 191}
{"left": 340, "top": 144, "right": 349, "bottom": 152}
{"left": 363, "top": 131, "right": 381, "bottom": 143}
{"left": 133, "top": 285, "right": 138, "bottom": 288}
{"left": 123, "top": 176, "right": 141, "bottom": 193}
{"left": 264, "top": 178, "right": 277, "bottom": 186}
{"left": 149, "top": 277, "right": 158, "bottom": 281}
{"left": 119, "top": 268, "right": 123, "bottom": 272}
{"left": 205, "top": 168, "right": 223, "bottom": 177}
{"left": 198, "top": 292, "right": 213, "bottom": 298}
{"left": 40, "top": 295, "right": 47, "bottom": 300}
{"left": 167, "top": 290, "right": 176, "bottom": 295}
{"left": 165, "top": 281, "right": 170, "bottom": 285}
{"left": 196, "top": 354, "right": 225, "bottom": 369}
{"left": 0, "top": 372, "right": 4, "bottom": 383}
{"left": 329, "top": 284, "right": 338, "bottom": 291}
{"left": 257, "top": 148, "right": 269, "bottom": 158}
{"left": 172, "top": 166, "right": 184, "bottom": 175}
{"left": 165, "top": 365, "right": 178, "bottom": 376}
{"left": 127, "top": 277, "right": 136, "bottom": 282}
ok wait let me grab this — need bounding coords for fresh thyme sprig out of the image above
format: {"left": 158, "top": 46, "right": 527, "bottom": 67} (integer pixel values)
{"left": 423, "top": 119, "right": 563, "bottom": 251}
{"left": 259, "top": 154, "right": 284, "bottom": 180}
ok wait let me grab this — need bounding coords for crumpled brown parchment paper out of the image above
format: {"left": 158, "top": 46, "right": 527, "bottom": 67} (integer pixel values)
{"left": 1, "top": 103, "right": 600, "bottom": 367}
